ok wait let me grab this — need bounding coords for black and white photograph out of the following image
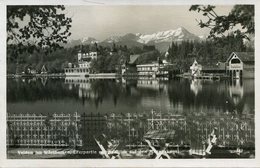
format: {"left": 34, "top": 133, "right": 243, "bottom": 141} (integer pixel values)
{"left": 2, "top": 0, "right": 259, "bottom": 166}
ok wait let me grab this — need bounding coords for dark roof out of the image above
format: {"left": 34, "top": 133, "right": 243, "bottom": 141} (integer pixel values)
{"left": 41, "top": 65, "right": 48, "bottom": 71}
{"left": 226, "top": 52, "right": 254, "bottom": 63}
{"left": 233, "top": 52, "right": 254, "bottom": 62}
{"left": 202, "top": 65, "right": 225, "bottom": 70}
{"left": 129, "top": 54, "right": 140, "bottom": 64}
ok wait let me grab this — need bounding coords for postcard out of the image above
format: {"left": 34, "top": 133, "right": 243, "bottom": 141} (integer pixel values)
{"left": 0, "top": 0, "right": 259, "bottom": 167}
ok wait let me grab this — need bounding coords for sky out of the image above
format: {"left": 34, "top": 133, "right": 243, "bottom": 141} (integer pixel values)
{"left": 64, "top": 5, "right": 234, "bottom": 41}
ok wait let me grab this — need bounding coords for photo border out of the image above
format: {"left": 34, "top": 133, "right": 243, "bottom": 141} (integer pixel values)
{"left": 0, "top": 0, "right": 259, "bottom": 167}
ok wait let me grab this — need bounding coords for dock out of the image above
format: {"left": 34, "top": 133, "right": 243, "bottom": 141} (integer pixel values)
{"left": 194, "top": 75, "right": 220, "bottom": 80}
{"left": 88, "top": 73, "right": 119, "bottom": 79}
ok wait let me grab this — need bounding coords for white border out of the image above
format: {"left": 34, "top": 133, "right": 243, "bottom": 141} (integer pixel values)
{"left": 0, "top": 0, "right": 259, "bottom": 167}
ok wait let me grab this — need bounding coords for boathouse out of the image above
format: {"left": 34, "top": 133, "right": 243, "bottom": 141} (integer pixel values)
{"left": 226, "top": 52, "right": 254, "bottom": 78}
{"left": 196, "top": 52, "right": 254, "bottom": 79}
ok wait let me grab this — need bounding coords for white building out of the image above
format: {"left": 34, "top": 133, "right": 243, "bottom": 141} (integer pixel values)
{"left": 78, "top": 51, "right": 98, "bottom": 68}
{"left": 190, "top": 60, "right": 202, "bottom": 77}
{"left": 65, "top": 50, "right": 98, "bottom": 77}
{"left": 136, "top": 59, "right": 171, "bottom": 77}
{"left": 137, "top": 63, "right": 160, "bottom": 77}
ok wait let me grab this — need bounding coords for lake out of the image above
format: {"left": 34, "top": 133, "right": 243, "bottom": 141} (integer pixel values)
{"left": 7, "top": 77, "right": 255, "bottom": 115}
{"left": 7, "top": 77, "right": 255, "bottom": 158}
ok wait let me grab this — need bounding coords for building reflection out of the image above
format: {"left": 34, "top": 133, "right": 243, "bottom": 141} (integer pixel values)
{"left": 7, "top": 110, "right": 254, "bottom": 158}
{"left": 41, "top": 77, "right": 48, "bottom": 86}
{"left": 64, "top": 77, "right": 170, "bottom": 105}
{"left": 190, "top": 79, "right": 202, "bottom": 96}
{"left": 65, "top": 77, "right": 99, "bottom": 99}
{"left": 228, "top": 79, "right": 244, "bottom": 106}
{"left": 63, "top": 77, "right": 251, "bottom": 116}
{"left": 136, "top": 77, "right": 168, "bottom": 91}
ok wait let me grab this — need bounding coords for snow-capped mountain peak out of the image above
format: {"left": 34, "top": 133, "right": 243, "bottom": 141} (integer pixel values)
{"left": 65, "top": 27, "right": 202, "bottom": 51}
{"left": 101, "top": 27, "right": 199, "bottom": 44}
{"left": 135, "top": 27, "right": 199, "bottom": 44}
{"left": 81, "top": 37, "right": 98, "bottom": 44}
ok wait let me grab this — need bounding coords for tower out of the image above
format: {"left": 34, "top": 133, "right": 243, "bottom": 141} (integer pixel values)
{"left": 78, "top": 50, "right": 82, "bottom": 62}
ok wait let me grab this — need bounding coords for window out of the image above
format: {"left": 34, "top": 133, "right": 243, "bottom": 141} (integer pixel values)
{"left": 231, "top": 58, "right": 241, "bottom": 64}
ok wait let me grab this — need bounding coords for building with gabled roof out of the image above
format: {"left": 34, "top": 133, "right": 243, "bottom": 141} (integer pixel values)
{"left": 129, "top": 54, "right": 140, "bottom": 65}
{"left": 226, "top": 52, "right": 254, "bottom": 78}
{"left": 41, "top": 65, "right": 48, "bottom": 74}
{"left": 121, "top": 54, "right": 140, "bottom": 75}
{"left": 197, "top": 52, "right": 254, "bottom": 79}
{"left": 226, "top": 52, "right": 254, "bottom": 64}
{"left": 190, "top": 60, "right": 202, "bottom": 77}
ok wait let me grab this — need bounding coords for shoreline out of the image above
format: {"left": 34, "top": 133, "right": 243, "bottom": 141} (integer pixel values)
{"left": 6, "top": 73, "right": 254, "bottom": 80}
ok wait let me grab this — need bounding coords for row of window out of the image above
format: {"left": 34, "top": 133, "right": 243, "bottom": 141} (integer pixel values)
{"left": 65, "top": 68, "right": 90, "bottom": 73}
{"left": 138, "top": 72, "right": 154, "bottom": 75}
{"left": 137, "top": 67, "right": 158, "bottom": 71}
{"left": 65, "top": 79, "right": 91, "bottom": 83}
{"left": 79, "top": 64, "right": 90, "bottom": 68}
{"left": 79, "top": 53, "right": 97, "bottom": 57}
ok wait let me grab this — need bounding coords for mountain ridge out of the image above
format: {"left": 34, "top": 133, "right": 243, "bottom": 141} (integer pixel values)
{"left": 65, "top": 27, "right": 203, "bottom": 51}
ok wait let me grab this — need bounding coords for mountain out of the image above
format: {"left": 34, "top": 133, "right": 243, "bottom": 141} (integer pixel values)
{"left": 81, "top": 37, "right": 98, "bottom": 44}
{"left": 102, "top": 36, "right": 121, "bottom": 43}
{"left": 138, "top": 27, "right": 200, "bottom": 44}
{"left": 101, "top": 33, "right": 143, "bottom": 48}
{"left": 66, "top": 27, "right": 202, "bottom": 51}
{"left": 64, "top": 37, "right": 99, "bottom": 48}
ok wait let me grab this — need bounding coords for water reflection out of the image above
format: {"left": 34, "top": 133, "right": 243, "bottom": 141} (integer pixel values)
{"left": 7, "top": 77, "right": 254, "bottom": 158}
{"left": 7, "top": 111, "right": 254, "bottom": 159}
{"left": 190, "top": 79, "right": 202, "bottom": 96}
{"left": 229, "top": 79, "right": 244, "bottom": 106}
{"left": 7, "top": 77, "right": 254, "bottom": 115}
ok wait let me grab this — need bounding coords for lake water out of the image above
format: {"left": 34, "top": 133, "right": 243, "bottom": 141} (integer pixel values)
{"left": 7, "top": 77, "right": 255, "bottom": 115}
{"left": 7, "top": 77, "right": 255, "bottom": 158}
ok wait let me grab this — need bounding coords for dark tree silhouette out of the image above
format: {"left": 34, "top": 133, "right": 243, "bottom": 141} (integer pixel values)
{"left": 7, "top": 5, "right": 72, "bottom": 54}
{"left": 189, "top": 5, "right": 254, "bottom": 40}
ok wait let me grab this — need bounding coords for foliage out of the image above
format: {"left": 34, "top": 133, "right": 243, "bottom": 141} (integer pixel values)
{"left": 7, "top": 45, "right": 77, "bottom": 74}
{"left": 7, "top": 5, "right": 72, "bottom": 55}
{"left": 91, "top": 52, "right": 127, "bottom": 73}
{"left": 135, "top": 50, "right": 160, "bottom": 65}
{"left": 90, "top": 44, "right": 159, "bottom": 73}
{"left": 167, "top": 32, "right": 252, "bottom": 71}
{"left": 189, "top": 5, "right": 254, "bottom": 40}
{"left": 7, "top": 42, "right": 159, "bottom": 74}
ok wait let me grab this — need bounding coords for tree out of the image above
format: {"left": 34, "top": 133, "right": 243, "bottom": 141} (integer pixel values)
{"left": 7, "top": 5, "right": 72, "bottom": 54}
{"left": 189, "top": 5, "right": 254, "bottom": 40}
